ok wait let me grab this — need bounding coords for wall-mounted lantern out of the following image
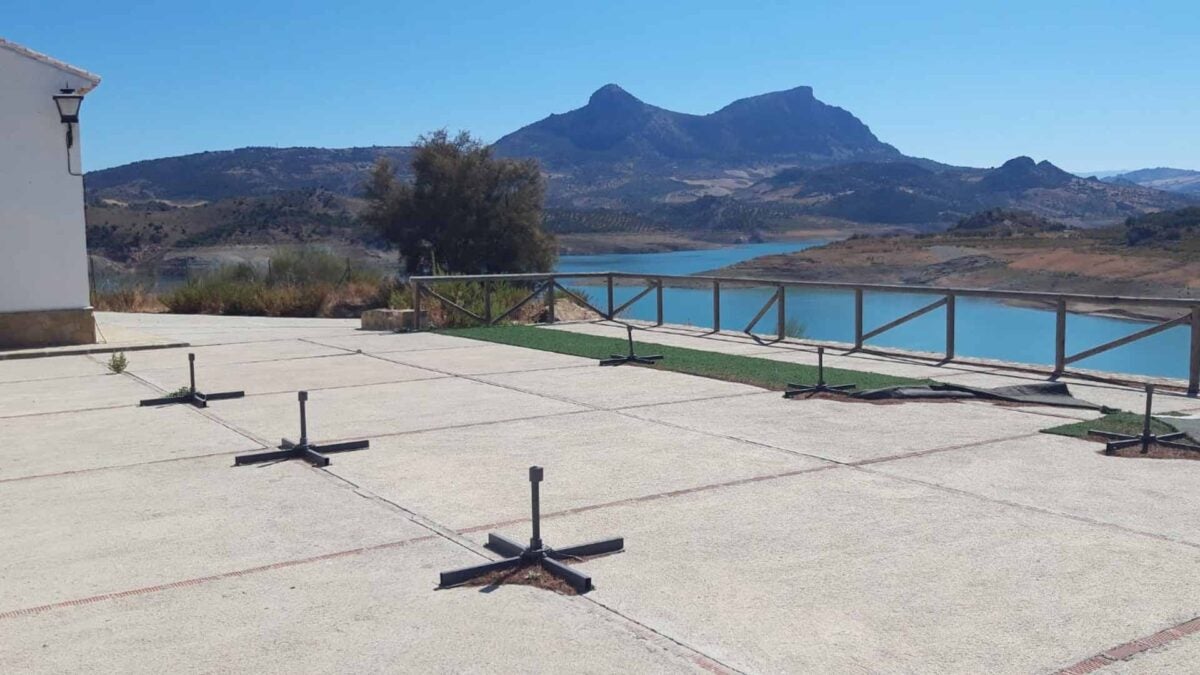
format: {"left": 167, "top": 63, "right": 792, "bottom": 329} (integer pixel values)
{"left": 52, "top": 87, "right": 85, "bottom": 175}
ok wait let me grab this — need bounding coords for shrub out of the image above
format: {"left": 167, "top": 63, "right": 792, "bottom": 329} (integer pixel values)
{"left": 107, "top": 352, "right": 128, "bottom": 373}
{"left": 159, "top": 247, "right": 391, "bottom": 318}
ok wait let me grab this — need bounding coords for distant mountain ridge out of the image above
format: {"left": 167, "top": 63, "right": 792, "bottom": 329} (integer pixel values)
{"left": 1101, "top": 167, "right": 1200, "bottom": 195}
{"left": 82, "top": 83, "right": 1197, "bottom": 268}
{"left": 742, "top": 156, "right": 1194, "bottom": 226}
{"left": 86, "top": 146, "right": 413, "bottom": 203}
{"left": 493, "top": 84, "right": 905, "bottom": 169}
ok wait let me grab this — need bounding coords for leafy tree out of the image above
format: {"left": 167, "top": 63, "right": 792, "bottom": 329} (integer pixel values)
{"left": 362, "top": 130, "right": 556, "bottom": 274}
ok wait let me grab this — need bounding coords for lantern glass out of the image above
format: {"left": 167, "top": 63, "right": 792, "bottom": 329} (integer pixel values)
{"left": 53, "top": 94, "right": 83, "bottom": 123}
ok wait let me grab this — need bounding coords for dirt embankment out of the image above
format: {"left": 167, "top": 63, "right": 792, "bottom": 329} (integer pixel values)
{"left": 556, "top": 226, "right": 888, "bottom": 255}
{"left": 712, "top": 235, "right": 1200, "bottom": 320}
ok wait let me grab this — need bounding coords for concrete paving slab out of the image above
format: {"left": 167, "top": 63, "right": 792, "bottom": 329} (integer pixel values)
{"left": 133, "top": 353, "right": 442, "bottom": 397}
{"left": 625, "top": 391, "right": 1054, "bottom": 463}
{"left": 0, "top": 355, "right": 109, "bottom": 383}
{"left": 869, "top": 432, "right": 1200, "bottom": 547}
{"left": 0, "top": 456, "right": 428, "bottom": 613}
{"left": 328, "top": 410, "right": 830, "bottom": 530}
{"left": 380, "top": 342, "right": 593, "bottom": 375}
{"left": 536, "top": 468, "right": 1200, "bottom": 674}
{"left": 305, "top": 330, "right": 488, "bottom": 354}
{"left": 0, "top": 537, "right": 704, "bottom": 674}
{"left": 0, "top": 405, "right": 263, "bottom": 480}
{"left": 212, "top": 378, "right": 586, "bottom": 444}
{"left": 0, "top": 373, "right": 156, "bottom": 418}
{"left": 119, "top": 339, "right": 347, "bottom": 371}
{"left": 480, "top": 364, "right": 762, "bottom": 410}
{"left": 1103, "top": 632, "right": 1200, "bottom": 673}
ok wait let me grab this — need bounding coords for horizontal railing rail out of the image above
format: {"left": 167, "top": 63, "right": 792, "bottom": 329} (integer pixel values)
{"left": 409, "top": 272, "right": 1200, "bottom": 395}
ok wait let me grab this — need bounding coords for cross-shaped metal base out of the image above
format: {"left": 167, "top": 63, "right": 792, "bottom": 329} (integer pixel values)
{"left": 439, "top": 466, "right": 624, "bottom": 594}
{"left": 234, "top": 391, "right": 369, "bottom": 467}
{"left": 599, "top": 324, "right": 663, "bottom": 367}
{"left": 139, "top": 353, "right": 245, "bottom": 408}
{"left": 783, "top": 346, "right": 857, "bottom": 398}
{"left": 1092, "top": 383, "right": 1200, "bottom": 455}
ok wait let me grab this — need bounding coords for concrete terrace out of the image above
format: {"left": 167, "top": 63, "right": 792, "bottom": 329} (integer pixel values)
{"left": 3, "top": 312, "right": 1200, "bottom": 673}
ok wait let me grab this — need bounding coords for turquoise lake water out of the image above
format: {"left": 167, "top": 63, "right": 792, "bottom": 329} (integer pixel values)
{"left": 556, "top": 240, "right": 1193, "bottom": 380}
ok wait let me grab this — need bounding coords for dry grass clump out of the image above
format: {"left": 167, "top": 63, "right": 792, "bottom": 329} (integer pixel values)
{"left": 160, "top": 248, "right": 392, "bottom": 317}
{"left": 91, "top": 285, "right": 166, "bottom": 312}
{"left": 458, "top": 563, "right": 579, "bottom": 595}
{"left": 97, "top": 246, "right": 591, "bottom": 324}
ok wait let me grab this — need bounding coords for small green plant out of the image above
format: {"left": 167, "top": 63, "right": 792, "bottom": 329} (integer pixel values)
{"left": 107, "top": 352, "right": 128, "bottom": 374}
{"left": 783, "top": 316, "right": 807, "bottom": 339}
{"left": 167, "top": 385, "right": 192, "bottom": 397}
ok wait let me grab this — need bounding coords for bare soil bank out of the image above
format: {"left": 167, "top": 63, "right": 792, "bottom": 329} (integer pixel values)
{"left": 556, "top": 226, "right": 884, "bottom": 256}
{"left": 712, "top": 234, "right": 1200, "bottom": 321}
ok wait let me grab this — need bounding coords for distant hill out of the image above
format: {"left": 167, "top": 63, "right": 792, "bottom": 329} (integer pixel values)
{"left": 743, "top": 156, "right": 1193, "bottom": 227}
{"left": 714, "top": 205, "right": 1200, "bottom": 306}
{"left": 1102, "top": 167, "right": 1200, "bottom": 195}
{"left": 950, "top": 208, "right": 1069, "bottom": 235}
{"left": 1120, "top": 206, "right": 1200, "bottom": 249}
{"left": 85, "top": 146, "right": 413, "bottom": 203}
{"left": 85, "top": 189, "right": 381, "bottom": 266}
{"left": 492, "top": 84, "right": 947, "bottom": 209}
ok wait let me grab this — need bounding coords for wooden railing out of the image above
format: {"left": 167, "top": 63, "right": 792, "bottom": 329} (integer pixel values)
{"left": 410, "top": 272, "right": 1200, "bottom": 395}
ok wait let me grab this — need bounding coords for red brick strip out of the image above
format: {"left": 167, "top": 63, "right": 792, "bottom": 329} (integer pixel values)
{"left": 1057, "top": 615, "right": 1200, "bottom": 673}
{"left": 0, "top": 534, "right": 437, "bottom": 621}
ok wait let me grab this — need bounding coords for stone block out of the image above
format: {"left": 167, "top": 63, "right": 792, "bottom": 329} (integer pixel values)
{"left": 360, "top": 308, "right": 426, "bottom": 331}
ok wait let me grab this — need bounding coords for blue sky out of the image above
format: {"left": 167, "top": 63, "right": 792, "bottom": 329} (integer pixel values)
{"left": 7, "top": 0, "right": 1198, "bottom": 172}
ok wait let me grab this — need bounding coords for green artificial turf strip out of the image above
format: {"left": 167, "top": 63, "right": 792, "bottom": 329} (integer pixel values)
{"left": 1043, "top": 412, "right": 1179, "bottom": 440}
{"left": 439, "top": 324, "right": 927, "bottom": 391}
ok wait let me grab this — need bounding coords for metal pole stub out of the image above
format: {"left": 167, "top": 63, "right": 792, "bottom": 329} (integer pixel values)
{"left": 529, "top": 465, "right": 544, "bottom": 551}
{"left": 437, "top": 465, "right": 624, "bottom": 593}
{"left": 1142, "top": 383, "right": 1155, "bottom": 453}
{"left": 188, "top": 353, "right": 197, "bottom": 393}
{"left": 298, "top": 391, "right": 309, "bottom": 446}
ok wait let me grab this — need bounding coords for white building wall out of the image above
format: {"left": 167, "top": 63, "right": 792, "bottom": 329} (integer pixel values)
{"left": 0, "top": 47, "right": 95, "bottom": 313}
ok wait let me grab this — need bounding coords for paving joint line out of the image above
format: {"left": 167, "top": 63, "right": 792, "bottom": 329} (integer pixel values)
{"left": 0, "top": 449, "right": 264, "bottom": 484}
{"left": 0, "top": 533, "right": 440, "bottom": 622}
{"left": 374, "top": 342, "right": 777, "bottom": 422}
{"left": 0, "top": 370, "right": 122, "bottom": 385}
{"left": 312, "top": 467, "right": 494, "bottom": 559}
{"left": 375, "top": 353, "right": 598, "bottom": 378}
{"left": 581, "top": 597, "right": 746, "bottom": 675}
{"left": 122, "top": 349, "right": 376, "bottom": 373}
{"left": 300, "top": 335, "right": 498, "bottom": 356}
{"left": 190, "top": 374, "right": 452, "bottom": 401}
{"left": 457, "top": 432, "right": 1043, "bottom": 535}
{"left": 0, "top": 401, "right": 140, "bottom": 421}
{"left": 1055, "top": 615, "right": 1200, "bottom": 674}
